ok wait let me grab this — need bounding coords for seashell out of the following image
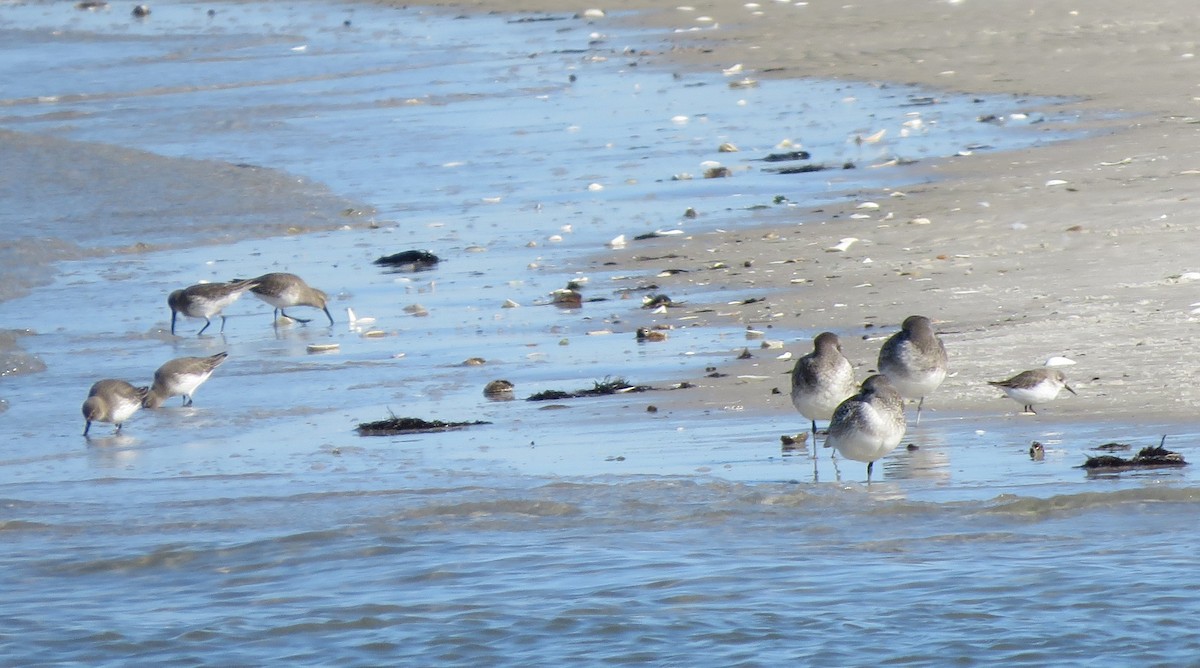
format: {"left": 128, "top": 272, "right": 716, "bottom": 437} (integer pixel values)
{"left": 306, "top": 343, "right": 340, "bottom": 353}
{"left": 826, "top": 237, "right": 858, "bottom": 252}
{"left": 484, "top": 380, "right": 515, "bottom": 396}
{"left": 1043, "top": 356, "right": 1077, "bottom": 367}
{"left": 856, "top": 129, "right": 886, "bottom": 144}
{"left": 1045, "top": 179, "right": 1069, "bottom": 187}
{"left": 608, "top": 234, "right": 626, "bottom": 249}
{"left": 502, "top": 299, "right": 520, "bottom": 308}
{"left": 856, "top": 201, "right": 880, "bottom": 210}
{"left": 582, "top": 8, "right": 605, "bottom": 18}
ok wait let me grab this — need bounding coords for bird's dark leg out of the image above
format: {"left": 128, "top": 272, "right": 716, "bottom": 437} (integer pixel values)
{"left": 184, "top": 396, "right": 193, "bottom": 407}
{"left": 115, "top": 423, "right": 123, "bottom": 433}
{"left": 280, "top": 309, "right": 312, "bottom": 324}
{"left": 198, "top": 318, "right": 212, "bottom": 336}
{"left": 219, "top": 314, "right": 227, "bottom": 333}
{"left": 867, "top": 460, "right": 874, "bottom": 482}
{"left": 1025, "top": 405, "right": 1037, "bottom": 414}
{"left": 915, "top": 396, "right": 926, "bottom": 425}
{"left": 322, "top": 306, "right": 334, "bottom": 326}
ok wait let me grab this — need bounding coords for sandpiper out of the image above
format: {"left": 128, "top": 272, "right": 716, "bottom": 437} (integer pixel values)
{"left": 246, "top": 272, "right": 333, "bottom": 326}
{"left": 790, "top": 332, "right": 856, "bottom": 438}
{"left": 82, "top": 379, "right": 149, "bottom": 436}
{"left": 168, "top": 279, "right": 258, "bottom": 336}
{"left": 876, "top": 315, "right": 947, "bottom": 425}
{"left": 988, "top": 368, "right": 1076, "bottom": 414}
{"left": 824, "top": 374, "right": 907, "bottom": 482}
{"left": 143, "top": 352, "right": 229, "bottom": 408}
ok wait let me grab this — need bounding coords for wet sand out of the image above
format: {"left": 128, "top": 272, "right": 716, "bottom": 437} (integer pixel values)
{"left": 412, "top": 0, "right": 1200, "bottom": 420}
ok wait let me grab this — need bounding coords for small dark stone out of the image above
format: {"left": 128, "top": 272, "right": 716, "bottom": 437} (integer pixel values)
{"left": 374, "top": 249, "right": 440, "bottom": 270}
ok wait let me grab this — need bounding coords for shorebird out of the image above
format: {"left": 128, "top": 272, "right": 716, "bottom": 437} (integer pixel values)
{"left": 245, "top": 272, "right": 333, "bottom": 326}
{"left": 790, "top": 332, "right": 856, "bottom": 439}
{"left": 143, "top": 352, "right": 229, "bottom": 408}
{"left": 168, "top": 279, "right": 258, "bottom": 336}
{"left": 825, "top": 374, "right": 907, "bottom": 482}
{"left": 82, "top": 379, "right": 149, "bottom": 436}
{"left": 876, "top": 315, "right": 947, "bottom": 425}
{"left": 988, "top": 368, "right": 1076, "bottom": 414}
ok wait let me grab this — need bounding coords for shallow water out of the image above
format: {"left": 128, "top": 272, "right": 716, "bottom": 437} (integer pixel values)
{"left": 3, "top": 0, "right": 1197, "bottom": 664}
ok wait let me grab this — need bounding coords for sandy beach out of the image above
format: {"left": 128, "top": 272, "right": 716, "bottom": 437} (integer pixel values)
{"left": 418, "top": 0, "right": 1200, "bottom": 420}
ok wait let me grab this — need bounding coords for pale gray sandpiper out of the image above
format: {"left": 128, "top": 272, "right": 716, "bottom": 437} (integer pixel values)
{"left": 143, "top": 352, "right": 229, "bottom": 408}
{"left": 790, "top": 332, "right": 856, "bottom": 438}
{"left": 246, "top": 272, "right": 334, "bottom": 326}
{"left": 82, "top": 379, "right": 149, "bottom": 436}
{"left": 824, "top": 374, "right": 907, "bottom": 482}
{"left": 168, "top": 279, "right": 258, "bottom": 336}
{"left": 988, "top": 368, "right": 1076, "bottom": 414}
{"left": 876, "top": 314, "right": 947, "bottom": 425}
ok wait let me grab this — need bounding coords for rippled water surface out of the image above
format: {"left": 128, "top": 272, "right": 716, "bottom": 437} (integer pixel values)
{"left": 3, "top": 0, "right": 1197, "bottom": 664}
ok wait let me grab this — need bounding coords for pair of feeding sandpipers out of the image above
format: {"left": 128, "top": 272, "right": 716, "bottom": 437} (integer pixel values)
{"left": 791, "top": 315, "right": 1077, "bottom": 481}
{"left": 81, "top": 272, "right": 333, "bottom": 437}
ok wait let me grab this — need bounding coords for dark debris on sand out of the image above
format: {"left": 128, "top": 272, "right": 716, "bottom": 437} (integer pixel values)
{"left": 373, "top": 249, "right": 440, "bottom": 271}
{"left": 1080, "top": 437, "right": 1187, "bottom": 471}
{"left": 526, "top": 376, "right": 689, "bottom": 401}
{"left": 356, "top": 414, "right": 489, "bottom": 436}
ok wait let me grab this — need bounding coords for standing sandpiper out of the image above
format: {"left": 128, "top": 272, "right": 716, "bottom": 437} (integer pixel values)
{"left": 988, "top": 368, "right": 1076, "bottom": 414}
{"left": 877, "top": 315, "right": 947, "bottom": 425}
{"left": 143, "top": 352, "right": 229, "bottom": 408}
{"left": 790, "top": 332, "right": 857, "bottom": 439}
{"left": 82, "top": 379, "right": 149, "bottom": 436}
{"left": 168, "top": 279, "right": 258, "bottom": 336}
{"left": 246, "top": 272, "right": 334, "bottom": 326}
{"left": 825, "top": 374, "right": 907, "bottom": 482}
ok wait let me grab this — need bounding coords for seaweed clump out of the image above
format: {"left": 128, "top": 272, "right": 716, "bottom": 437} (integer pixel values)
{"left": 1081, "top": 437, "right": 1187, "bottom": 471}
{"left": 527, "top": 376, "right": 659, "bottom": 402}
{"left": 374, "top": 249, "right": 440, "bottom": 271}
{"left": 356, "top": 414, "right": 489, "bottom": 436}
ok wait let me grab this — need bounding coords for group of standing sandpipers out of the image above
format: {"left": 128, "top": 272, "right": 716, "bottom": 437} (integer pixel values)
{"left": 82, "top": 288, "right": 1074, "bottom": 482}
{"left": 790, "top": 315, "right": 1077, "bottom": 480}
{"left": 80, "top": 272, "right": 333, "bottom": 437}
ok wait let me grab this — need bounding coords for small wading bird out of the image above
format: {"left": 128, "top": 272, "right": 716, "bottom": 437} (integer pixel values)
{"left": 824, "top": 374, "right": 907, "bottom": 482}
{"left": 790, "top": 332, "right": 857, "bottom": 440}
{"left": 876, "top": 315, "right": 947, "bottom": 425}
{"left": 168, "top": 279, "right": 258, "bottom": 336}
{"left": 143, "top": 352, "right": 229, "bottom": 408}
{"left": 82, "top": 379, "right": 148, "bottom": 436}
{"left": 988, "top": 368, "right": 1076, "bottom": 414}
{"left": 243, "top": 272, "right": 334, "bottom": 326}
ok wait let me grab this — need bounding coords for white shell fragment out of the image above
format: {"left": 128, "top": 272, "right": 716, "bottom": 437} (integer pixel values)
{"left": 826, "top": 237, "right": 859, "bottom": 252}
{"left": 306, "top": 343, "right": 340, "bottom": 353}
{"left": 582, "top": 8, "right": 606, "bottom": 18}
{"left": 608, "top": 234, "right": 627, "bottom": 249}
{"left": 1045, "top": 179, "right": 1069, "bottom": 187}
{"left": 1043, "top": 356, "right": 1077, "bottom": 367}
